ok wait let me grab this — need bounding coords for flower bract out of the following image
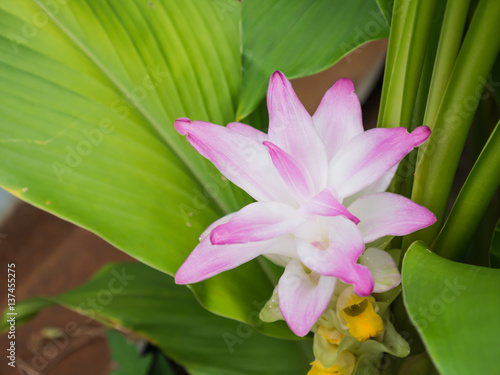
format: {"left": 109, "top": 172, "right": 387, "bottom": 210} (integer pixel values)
{"left": 174, "top": 71, "right": 436, "bottom": 336}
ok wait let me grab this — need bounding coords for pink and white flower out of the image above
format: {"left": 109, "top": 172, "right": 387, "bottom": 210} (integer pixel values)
{"left": 174, "top": 71, "right": 436, "bottom": 337}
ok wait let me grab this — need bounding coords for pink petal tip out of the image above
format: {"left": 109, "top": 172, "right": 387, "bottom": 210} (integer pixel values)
{"left": 174, "top": 266, "right": 190, "bottom": 285}
{"left": 174, "top": 118, "right": 191, "bottom": 135}
{"left": 270, "top": 70, "right": 286, "bottom": 82}
{"left": 335, "top": 77, "right": 355, "bottom": 93}
{"left": 352, "top": 265, "right": 374, "bottom": 297}
{"left": 411, "top": 126, "right": 431, "bottom": 146}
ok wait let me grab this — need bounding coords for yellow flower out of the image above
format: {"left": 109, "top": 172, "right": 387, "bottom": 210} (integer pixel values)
{"left": 337, "top": 290, "right": 383, "bottom": 342}
{"left": 307, "top": 351, "right": 356, "bottom": 375}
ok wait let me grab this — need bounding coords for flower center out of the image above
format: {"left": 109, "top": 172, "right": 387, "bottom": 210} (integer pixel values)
{"left": 343, "top": 298, "right": 369, "bottom": 317}
{"left": 317, "top": 325, "right": 343, "bottom": 345}
{"left": 311, "top": 240, "right": 329, "bottom": 250}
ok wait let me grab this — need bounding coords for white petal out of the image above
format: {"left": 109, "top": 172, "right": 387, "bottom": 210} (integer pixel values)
{"left": 227, "top": 122, "right": 267, "bottom": 142}
{"left": 175, "top": 118, "right": 295, "bottom": 204}
{"left": 358, "top": 248, "right": 401, "bottom": 293}
{"left": 296, "top": 217, "right": 374, "bottom": 296}
{"left": 175, "top": 237, "right": 271, "bottom": 284}
{"left": 328, "top": 126, "right": 430, "bottom": 200}
{"left": 342, "top": 164, "right": 398, "bottom": 207}
{"left": 278, "top": 259, "right": 336, "bottom": 337}
{"left": 267, "top": 71, "right": 328, "bottom": 192}
{"left": 210, "top": 202, "right": 303, "bottom": 244}
{"left": 348, "top": 192, "right": 437, "bottom": 243}
{"left": 313, "top": 78, "right": 363, "bottom": 161}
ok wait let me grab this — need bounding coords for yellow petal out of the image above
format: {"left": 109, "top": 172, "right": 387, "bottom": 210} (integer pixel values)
{"left": 343, "top": 298, "right": 383, "bottom": 342}
{"left": 307, "top": 352, "right": 356, "bottom": 375}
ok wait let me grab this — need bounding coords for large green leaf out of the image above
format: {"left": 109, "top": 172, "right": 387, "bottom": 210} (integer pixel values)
{"left": 238, "top": 0, "right": 390, "bottom": 118}
{"left": 108, "top": 329, "right": 156, "bottom": 375}
{"left": 108, "top": 329, "right": 175, "bottom": 375}
{"left": 402, "top": 242, "right": 500, "bottom": 374}
{"left": 1, "top": 263, "right": 312, "bottom": 375}
{"left": 376, "top": 0, "right": 394, "bottom": 25}
{"left": 0, "top": 0, "right": 294, "bottom": 337}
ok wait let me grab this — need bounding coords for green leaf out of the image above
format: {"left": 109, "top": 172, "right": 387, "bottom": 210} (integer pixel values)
{"left": 108, "top": 329, "right": 176, "bottom": 375}
{"left": 241, "top": 98, "right": 269, "bottom": 133}
{"left": 402, "top": 241, "right": 500, "bottom": 374}
{"left": 2, "top": 263, "right": 312, "bottom": 375}
{"left": 0, "top": 297, "right": 53, "bottom": 332}
{"left": 0, "top": 0, "right": 292, "bottom": 337}
{"left": 489, "top": 217, "right": 500, "bottom": 268}
{"left": 396, "top": 353, "right": 439, "bottom": 375}
{"left": 149, "top": 354, "right": 176, "bottom": 375}
{"left": 376, "top": 0, "right": 394, "bottom": 25}
{"left": 148, "top": 353, "right": 176, "bottom": 375}
{"left": 108, "top": 329, "right": 160, "bottom": 375}
{"left": 433, "top": 118, "right": 500, "bottom": 261}
{"left": 238, "top": 0, "right": 389, "bottom": 119}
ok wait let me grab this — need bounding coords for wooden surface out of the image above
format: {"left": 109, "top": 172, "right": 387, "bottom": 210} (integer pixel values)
{"left": 0, "top": 202, "right": 133, "bottom": 375}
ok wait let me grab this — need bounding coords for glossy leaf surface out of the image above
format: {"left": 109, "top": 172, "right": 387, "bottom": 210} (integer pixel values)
{"left": 403, "top": 242, "right": 500, "bottom": 374}
{"left": 238, "top": 0, "right": 389, "bottom": 118}
{"left": 1, "top": 263, "right": 312, "bottom": 375}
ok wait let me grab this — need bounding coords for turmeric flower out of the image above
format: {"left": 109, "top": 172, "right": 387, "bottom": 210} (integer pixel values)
{"left": 174, "top": 71, "right": 435, "bottom": 336}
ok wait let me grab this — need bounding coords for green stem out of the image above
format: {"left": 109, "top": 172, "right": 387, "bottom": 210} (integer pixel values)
{"left": 422, "top": 0, "right": 471, "bottom": 130}
{"left": 432, "top": 118, "right": 500, "bottom": 260}
{"left": 377, "top": 0, "right": 410, "bottom": 128}
{"left": 378, "top": 0, "right": 437, "bottom": 130}
{"left": 410, "top": 0, "right": 446, "bottom": 133}
{"left": 403, "top": 0, "right": 500, "bottom": 249}
{"left": 399, "top": 0, "right": 438, "bottom": 129}
{"left": 388, "top": 1, "right": 447, "bottom": 201}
